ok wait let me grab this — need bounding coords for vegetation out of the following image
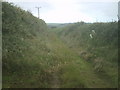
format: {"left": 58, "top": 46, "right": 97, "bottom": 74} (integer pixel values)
{"left": 2, "top": 2, "right": 49, "bottom": 87}
{"left": 47, "top": 23, "right": 72, "bottom": 28}
{"left": 2, "top": 2, "right": 118, "bottom": 88}
{"left": 53, "top": 21, "right": 118, "bottom": 87}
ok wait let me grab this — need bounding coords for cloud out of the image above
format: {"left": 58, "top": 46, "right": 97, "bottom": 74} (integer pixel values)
{"left": 6, "top": 0, "right": 118, "bottom": 23}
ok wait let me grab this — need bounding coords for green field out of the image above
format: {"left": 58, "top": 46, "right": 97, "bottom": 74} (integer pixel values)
{"left": 2, "top": 2, "right": 118, "bottom": 88}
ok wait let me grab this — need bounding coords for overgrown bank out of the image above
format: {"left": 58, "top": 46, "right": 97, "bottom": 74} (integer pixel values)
{"left": 2, "top": 2, "right": 50, "bottom": 87}
{"left": 53, "top": 21, "right": 118, "bottom": 87}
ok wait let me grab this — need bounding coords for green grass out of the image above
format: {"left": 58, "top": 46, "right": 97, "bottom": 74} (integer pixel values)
{"left": 3, "top": 29, "right": 117, "bottom": 88}
{"left": 50, "top": 22, "right": 118, "bottom": 88}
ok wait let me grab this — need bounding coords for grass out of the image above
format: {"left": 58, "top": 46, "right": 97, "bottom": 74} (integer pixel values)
{"left": 3, "top": 30, "right": 117, "bottom": 88}
{"left": 51, "top": 22, "right": 118, "bottom": 88}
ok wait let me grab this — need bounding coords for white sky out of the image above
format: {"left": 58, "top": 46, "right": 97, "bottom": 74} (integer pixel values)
{"left": 5, "top": 0, "right": 119, "bottom": 23}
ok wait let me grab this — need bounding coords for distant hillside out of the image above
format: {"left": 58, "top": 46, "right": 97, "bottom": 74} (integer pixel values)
{"left": 47, "top": 23, "right": 72, "bottom": 28}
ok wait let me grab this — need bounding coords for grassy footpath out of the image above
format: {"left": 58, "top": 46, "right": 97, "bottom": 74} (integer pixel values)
{"left": 50, "top": 22, "right": 118, "bottom": 88}
{"left": 46, "top": 30, "right": 117, "bottom": 88}
{"left": 3, "top": 30, "right": 116, "bottom": 88}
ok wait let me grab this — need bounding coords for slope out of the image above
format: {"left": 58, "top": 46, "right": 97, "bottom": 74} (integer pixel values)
{"left": 52, "top": 21, "right": 118, "bottom": 87}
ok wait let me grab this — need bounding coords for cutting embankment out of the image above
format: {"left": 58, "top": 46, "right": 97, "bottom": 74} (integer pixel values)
{"left": 51, "top": 21, "right": 118, "bottom": 88}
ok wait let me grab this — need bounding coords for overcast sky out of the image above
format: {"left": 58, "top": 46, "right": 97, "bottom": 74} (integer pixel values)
{"left": 6, "top": 0, "right": 119, "bottom": 23}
